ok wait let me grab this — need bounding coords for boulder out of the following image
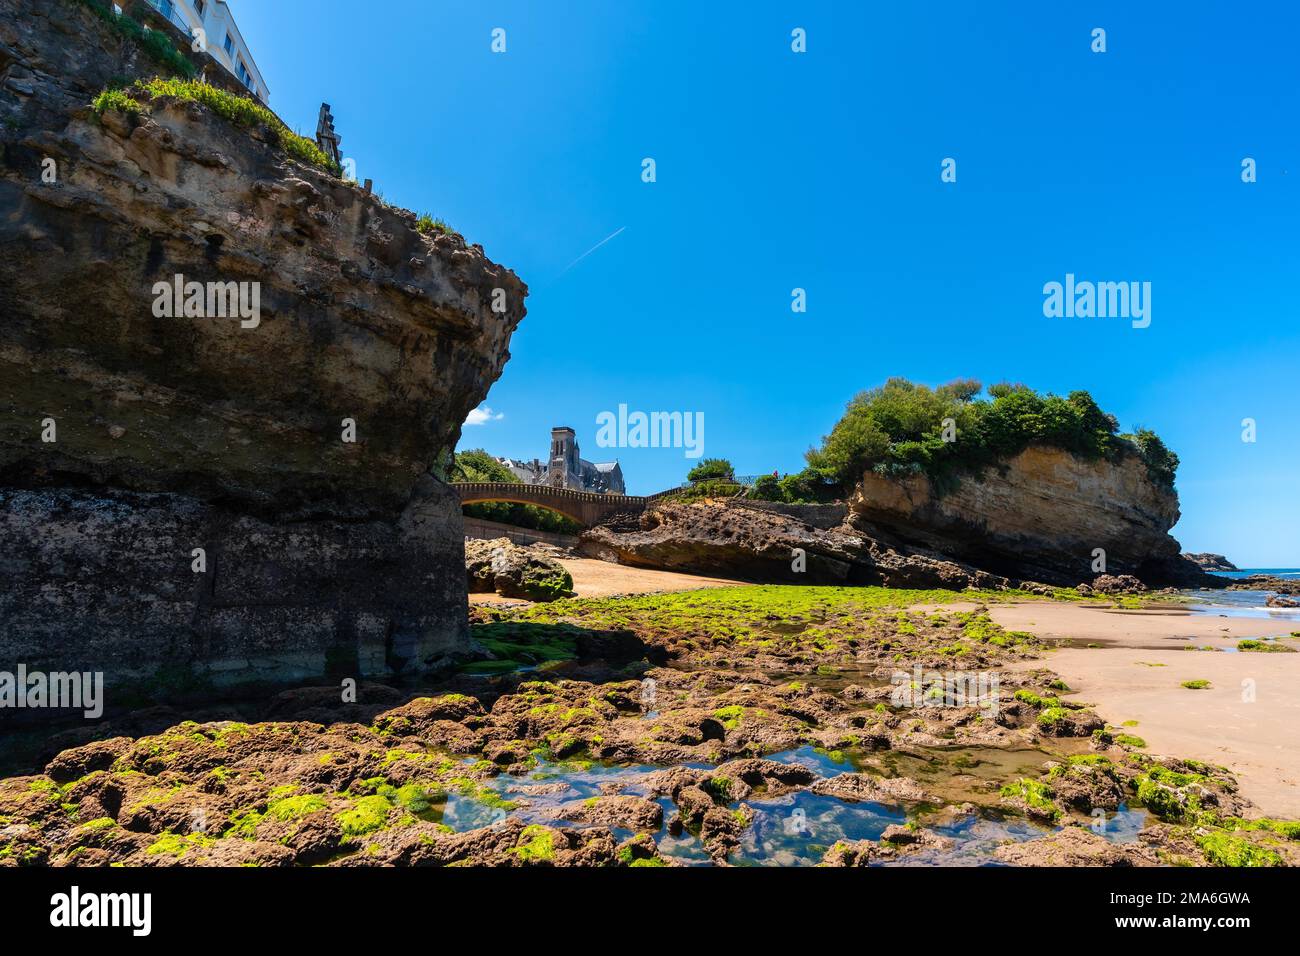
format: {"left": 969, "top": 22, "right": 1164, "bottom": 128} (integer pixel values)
{"left": 1089, "top": 574, "right": 1147, "bottom": 595}
{"left": 465, "top": 538, "right": 574, "bottom": 601}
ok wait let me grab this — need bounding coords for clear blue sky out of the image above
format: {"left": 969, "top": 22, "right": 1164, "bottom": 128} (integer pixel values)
{"left": 235, "top": 1, "right": 1299, "bottom": 566}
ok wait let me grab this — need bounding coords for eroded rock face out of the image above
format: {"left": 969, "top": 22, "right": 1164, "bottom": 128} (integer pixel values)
{"left": 581, "top": 446, "right": 1215, "bottom": 591}
{"left": 849, "top": 446, "right": 1213, "bottom": 587}
{"left": 0, "top": 0, "right": 525, "bottom": 697}
{"left": 1183, "top": 552, "right": 1238, "bottom": 573}
{"left": 580, "top": 500, "right": 1029, "bottom": 591}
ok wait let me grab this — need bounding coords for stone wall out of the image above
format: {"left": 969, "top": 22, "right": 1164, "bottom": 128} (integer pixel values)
{"left": 462, "top": 516, "right": 579, "bottom": 549}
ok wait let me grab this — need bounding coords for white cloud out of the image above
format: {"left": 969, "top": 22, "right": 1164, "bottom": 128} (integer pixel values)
{"left": 464, "top": 406, "right": 504, "bottom": 427}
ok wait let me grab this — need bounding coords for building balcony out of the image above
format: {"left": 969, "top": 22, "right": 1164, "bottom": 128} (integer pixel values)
{"left": 142, "top": 0, "right": 194, "bottom": 38}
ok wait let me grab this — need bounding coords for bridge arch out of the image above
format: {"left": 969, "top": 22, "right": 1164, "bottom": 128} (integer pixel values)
{"left": 450, "top": 482, "right": 653, "bottom": 529}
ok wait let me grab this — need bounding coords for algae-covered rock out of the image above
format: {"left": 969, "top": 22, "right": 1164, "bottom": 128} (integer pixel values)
{"left": 466, "top": 538, "right": 574, "bottom": 602}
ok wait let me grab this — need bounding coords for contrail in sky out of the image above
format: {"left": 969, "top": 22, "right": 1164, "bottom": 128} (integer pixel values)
{"left": 559, "top": 226, "right": 625, "bottom": 276}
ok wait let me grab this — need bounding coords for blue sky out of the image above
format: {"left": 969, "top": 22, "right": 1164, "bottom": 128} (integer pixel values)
{"left": 235, "top": 1, "right": 1299, "bottom": 565}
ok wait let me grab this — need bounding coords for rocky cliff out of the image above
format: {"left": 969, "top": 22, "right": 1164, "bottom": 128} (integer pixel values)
{"left": 1183, "top": 552, "right": 1238, "bottom": 573}
{"left": 0, "top": 0, "right": 526, "bottom": 699}
{"left": 581, "top": 500, "right": 1022, "bottom": 591}
{"left": 848, "top": 446, "right": 1211, "bottom": 587}
{"left": 583, "top": 447, "right": 1216, "bottom": 590}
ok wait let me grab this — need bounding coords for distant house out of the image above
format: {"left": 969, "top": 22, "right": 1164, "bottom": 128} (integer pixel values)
{"left": 497, "top": 427, "right": 626, "bottom": 495}
{"left": 143, "top": 0, "right": 269, "bottom": 103}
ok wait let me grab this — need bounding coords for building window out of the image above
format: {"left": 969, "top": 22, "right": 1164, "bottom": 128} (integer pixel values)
{"left": 223, "top": 32, "right": 233, "bottom": 55}
{"left": 236, "top": 59, "right": 256, "bottom": 94}
{"left": 194, "top": 0, "right": 205, "bottom": 16}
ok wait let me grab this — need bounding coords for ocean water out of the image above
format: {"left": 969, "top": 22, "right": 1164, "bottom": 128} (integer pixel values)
{"left": 1209, "top": 568, "right": 1300, "bottom": 580}
{"left": 1183, "top": 568, "right": 1300, "bottom": 621}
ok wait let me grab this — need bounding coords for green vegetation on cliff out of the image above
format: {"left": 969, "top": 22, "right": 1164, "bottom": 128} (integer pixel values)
{"left": 92, "top": 77, "right": 340, "bottom": 173}
{"left": 452, "top": 450, "right": 583, "bottom": 534}
{"left": 73, "top": 0, "right": 196, "bottom": 79}
{"left": 798, "top": 378, "right": 1179, "bottom": 495}
{"left": 686, "top": 458, "right": 735, "bottom": 482}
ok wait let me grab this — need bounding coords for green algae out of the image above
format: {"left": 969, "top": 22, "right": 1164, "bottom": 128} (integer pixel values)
{"left": 147, "top": 832, "right": 216, "bottom": 857}
{"left": 336, "top": 795, "right": 393, "bottom": 840}
{"left": 999, "top": 778, "right": 1060, "bottom": 821}
{"left": 265, "top": 794, "right": 328, "bottom": 822}
{"left": 511, "top": 824, "right": 557, "bottom": 862}
{"left": 1195, "top": 831, "right": 1283, "bottom": 867}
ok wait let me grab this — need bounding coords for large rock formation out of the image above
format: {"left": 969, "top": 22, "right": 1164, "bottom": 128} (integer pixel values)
{"left": 582, "top": 447, "right": 1218, "bottom": 590}
{"left": 1183, "top": 552, "right": 1238, "bottom": 573}
{"left": 581, "top": 500, "right": 1022, "bottom": 591}
{"left": 848, "top": 446, "right": 1213, "bottom": 587}
{"left": 0, "top": 0, "right": 525, "bottom": 699}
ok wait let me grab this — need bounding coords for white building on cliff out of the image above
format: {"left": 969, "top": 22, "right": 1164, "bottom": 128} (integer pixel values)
{"left": 143, "top": 0, "right": 269, "bottom": 103}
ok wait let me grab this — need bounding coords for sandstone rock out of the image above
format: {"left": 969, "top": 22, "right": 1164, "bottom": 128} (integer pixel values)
{"left": 0, "top": 0, "right": 525, "bottom": 698}
{"left": 581, "top": 456, "right": 1215, "bottom": 591}
{"left": 994, "top": 825, "right": 1157, "bottom": 867}
{"left": 809, "top": 772, "right": 932, "bottom": 804}
{"left": 820, "top": 826, "right": 952, "bottom": 866}
{"left": 848, "top": 445, "right": 1216, "bottom": 588}
{"left": 1090, "top": 574, "right": 1147, "bottom": 595}
{"left": 465, "top": 538, "right": 574, "bottom": 602}
{"left": 1183, "top": 552, "right": 1238, "bottom": 572}
{"left": 1227, "top": 575, "right": 1300, "bottom": 596}
{"left": 581, "top": 500, "right": 1013, "bottom": 590}
{"left": 547, "top": 794, "right": 664, "bottom": 833}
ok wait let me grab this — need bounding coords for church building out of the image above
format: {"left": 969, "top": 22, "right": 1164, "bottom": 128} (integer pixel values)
{"left": 496, "top": 427, "right": 625, "bottom": 494}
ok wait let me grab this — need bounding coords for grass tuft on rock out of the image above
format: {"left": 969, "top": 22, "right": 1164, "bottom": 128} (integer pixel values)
{"left": 90, "top": 77, "right": 340, "bottom": 174}
{"left": 417, "top": 214, "right": 455, "bottom": 237}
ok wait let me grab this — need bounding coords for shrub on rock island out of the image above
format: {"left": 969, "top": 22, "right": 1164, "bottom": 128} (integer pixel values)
{"left": 805, "top": 378, "right": 1179, "bottom": 496}
{"left": 686, "top": 458, "right": 735, "bottom": 483}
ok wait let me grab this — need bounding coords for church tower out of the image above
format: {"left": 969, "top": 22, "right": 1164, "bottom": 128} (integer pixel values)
{"left": 549, "top": 427, "right": 578, "bottom": 488}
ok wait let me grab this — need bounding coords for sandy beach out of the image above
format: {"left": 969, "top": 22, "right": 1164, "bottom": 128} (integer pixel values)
{"left": 988, "top": 601, "right": 1300, "bottom": 818}
{"left": 468, "top": 557, "right": 748, "bottom": 603}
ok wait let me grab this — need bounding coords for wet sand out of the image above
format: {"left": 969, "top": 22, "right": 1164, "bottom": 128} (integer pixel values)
{"left": 987, "top": 602, "right": 1300, "bottom": 818}
{"left": 469, "top": 558, "right": 748, "bottom": 603}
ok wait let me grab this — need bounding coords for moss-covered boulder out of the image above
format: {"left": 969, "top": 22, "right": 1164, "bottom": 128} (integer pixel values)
{"left": 465, "top": 538, "right": 574, "bottom": 602}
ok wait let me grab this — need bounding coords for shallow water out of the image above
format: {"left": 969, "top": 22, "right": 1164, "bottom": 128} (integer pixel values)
{"left": 473, "top": 744, "right": 1141, "bottom": 866}
{"left": 1180, "top": 569, "right": 1300, "bottom": 623}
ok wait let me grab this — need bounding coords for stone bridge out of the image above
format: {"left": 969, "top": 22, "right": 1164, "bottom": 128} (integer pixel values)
{"left": 450, "top": 482, "right": 671, "bottom": 528}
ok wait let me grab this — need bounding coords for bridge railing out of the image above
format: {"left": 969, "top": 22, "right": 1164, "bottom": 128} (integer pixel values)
{"left": 449, "top": 482, "right": 648, "bottom": 505}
